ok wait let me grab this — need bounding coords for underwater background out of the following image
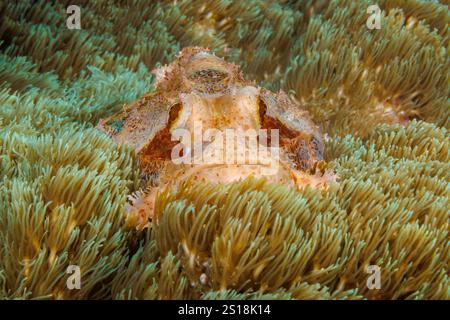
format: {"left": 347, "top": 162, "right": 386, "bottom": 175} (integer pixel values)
{"left": 0, "top": 0, "right": 448, "bottom": 299}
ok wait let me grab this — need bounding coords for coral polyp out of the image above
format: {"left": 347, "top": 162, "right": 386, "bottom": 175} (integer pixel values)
{"left": 0, "top": 0, "right": 448, "bottom": 300}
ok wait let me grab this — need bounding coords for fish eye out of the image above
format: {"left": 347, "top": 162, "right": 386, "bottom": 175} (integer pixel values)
{"left": 185, "top": 52, "right": 230, "bottom": 82}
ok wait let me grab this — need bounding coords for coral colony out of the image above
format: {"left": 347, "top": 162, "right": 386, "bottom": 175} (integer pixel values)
{"left": 0, "top": 0, "right": 448, "bottom": 300}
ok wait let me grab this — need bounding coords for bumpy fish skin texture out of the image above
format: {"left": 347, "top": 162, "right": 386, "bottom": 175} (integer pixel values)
{"left": 97, "top": 47, "right": 335, "bottom": 229}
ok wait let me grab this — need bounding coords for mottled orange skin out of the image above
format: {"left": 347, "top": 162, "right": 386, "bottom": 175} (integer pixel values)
{"left": 97, "top": 47, "right": 335, "bottom": 229}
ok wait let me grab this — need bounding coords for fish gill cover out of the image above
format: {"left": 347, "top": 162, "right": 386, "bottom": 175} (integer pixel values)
{"left": 0, "top": 0, "right": 448, "bottom": 300}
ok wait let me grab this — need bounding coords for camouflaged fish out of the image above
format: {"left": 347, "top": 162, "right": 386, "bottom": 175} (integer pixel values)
{"left": 97, "top": 47, "right": 335, "bottom": 229}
